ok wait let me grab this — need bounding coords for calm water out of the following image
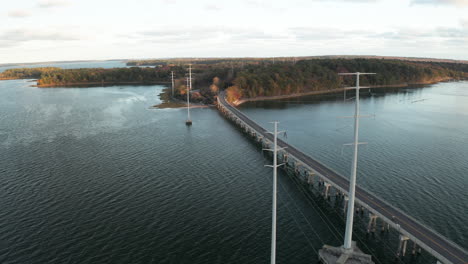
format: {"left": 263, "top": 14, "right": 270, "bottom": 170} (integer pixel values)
{"left": 0, "top": 60, "right": 128, "bottom": 73}
{"left": 0, "top": 78, "right": 466, "bottom": 264}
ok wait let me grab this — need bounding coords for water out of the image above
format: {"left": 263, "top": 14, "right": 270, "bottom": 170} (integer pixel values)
{"left": 0, "top": 79, "right": 340, "bottom": 264}
{"left": 0, "top": 60, "right": 128, "bottom": 73}
{"left": 0, "top": 77, "right": 466, "bottom": 263}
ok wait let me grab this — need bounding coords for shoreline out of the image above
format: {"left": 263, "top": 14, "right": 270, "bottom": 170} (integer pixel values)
{"left": 232, "top": 79, "right": 457, "bottom": 106}
{"left": 151, "top": 104, "right": 212, "bottom": 109}
{"left": 36, "top": 81, "right": 170, "bottom": 88}
{"left": 152, "top": 91, "right": 213, "bottom": 109}
{"left": 0, "top": 78, "right": 170, "bottom": 86}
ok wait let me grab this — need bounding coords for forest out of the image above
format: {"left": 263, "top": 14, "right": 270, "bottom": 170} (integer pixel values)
{"left": 221, "top": 59, "right": 468, "bottom": 102}
{"left": 171, "top": 58, "right": 468, "bottom": 103}
{"left": 0, "top": 67, "right": 183, "bottom": 86}
{"left": 0, "top": 67, "right": 60, "bottom": 80}
{"left": 2, "top": 58, "right": 467, "bottom": 104}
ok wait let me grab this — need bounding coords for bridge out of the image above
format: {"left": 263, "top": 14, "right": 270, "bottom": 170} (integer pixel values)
{"left": 217, "top": 91, "right": 468, "bottom": 264}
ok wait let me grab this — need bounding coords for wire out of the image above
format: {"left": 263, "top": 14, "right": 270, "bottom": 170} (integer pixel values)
{"left": 280, "top": 167, "right": 388, "bottom": 264}
{"left": 282, "top": 166, "right": 343, "bottom": 241}
{"left": 263, "top": 168, "right": 319, "bottom": 256}
{"left": 277, "top": 179, "right": 325, "bottom": 246}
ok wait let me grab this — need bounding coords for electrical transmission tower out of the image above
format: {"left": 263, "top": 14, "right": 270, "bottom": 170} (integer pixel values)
{"left": 319, "top": 72, "right": 376, "bottom": 264}
{"left": 264, "top": 121, "right": 286, "bottom": 264}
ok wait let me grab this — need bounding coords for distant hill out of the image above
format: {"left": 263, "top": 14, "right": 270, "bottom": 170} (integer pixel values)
{"left": 126, "top": 56, "right": 468, "bottom": 66}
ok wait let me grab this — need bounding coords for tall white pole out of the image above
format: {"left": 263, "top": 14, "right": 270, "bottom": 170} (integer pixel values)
{"left": 186, "top": 78, "right": 190, "bottom": 121}
{"left": 264, "top": 122, "right": 286, "bottom": 264}
{"left": 171, "top": 71, "right": 174, "bottom": 97}
{"left": 271, "top": 121, "right": 278, "bottom": 264}
{"left": 187, "top": 65, "right": 191, "bottom": 121}
{"left": 189, "top": 64, "right": 192, "bottom": 91}
{"left": 343, "top": 72, "right": 360, "bottom": 250}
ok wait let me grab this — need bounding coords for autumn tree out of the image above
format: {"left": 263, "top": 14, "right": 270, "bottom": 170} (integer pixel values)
{"left": 226, "top": 85, "right": 242, "bottom": 103}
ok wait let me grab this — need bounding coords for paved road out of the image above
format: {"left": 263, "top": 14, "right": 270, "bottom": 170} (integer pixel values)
{"left": 218, "top": 93, "right": 468, "bottom": 264}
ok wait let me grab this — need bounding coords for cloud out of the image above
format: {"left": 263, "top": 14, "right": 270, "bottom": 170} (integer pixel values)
{"left": 37, "top": 0, "right": 71, "bottom": 8}
{"left": 135, "top": 26, "right": 291, "bottom": 45}
{"left": 0, "top": 29, "right": 78, "bottom": 48}
{"left": 243, "top": 0, "right": 271, "bottom": 7}
{"left": 374, "top": 26, "right": 468, "bottom": 40}
{"left": 411, "top": 0, "right": 468, "bottom": 6}
{"left": 310, "top": 0, "right": 377, "bottom": 1}
{"left": 136, "top": 28, "right": 218, "bottom": 44}
{"left": 204, "top": 4, "right": 222, "bottom": 11}
{"left": 7, "top": 10, "right": 32, "bottom": 18}
{"left": 161, "top": 0, "right": 177, "bottom": 4}
{"left": 462, "top": 20, "right": 468, "bottom": 28}
{"left": 290, "top": 27, "right": 372, "bottom": 41}
{"left": 369, "top": 25, "right": 468, "bottom": 53}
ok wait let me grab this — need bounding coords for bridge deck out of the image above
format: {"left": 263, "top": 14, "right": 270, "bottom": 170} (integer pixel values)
{"left": 217, "top": 93, "right": 467, "bottom": 264}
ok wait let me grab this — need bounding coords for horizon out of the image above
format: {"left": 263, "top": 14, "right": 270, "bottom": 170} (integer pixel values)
{"left": 2, "top": 0, "right": 467, "bottom": 63}
{"left": 2, "top": 54, "right": 468, "bottom": 66}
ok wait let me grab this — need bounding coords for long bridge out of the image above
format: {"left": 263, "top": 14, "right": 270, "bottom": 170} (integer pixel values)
{"left": 216, "top": 91, "right": 468, "bottom": 264}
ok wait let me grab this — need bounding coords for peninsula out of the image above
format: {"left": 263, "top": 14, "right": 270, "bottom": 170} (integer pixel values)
{"left": 2, "top": 57, "right": 467, "bottom": 105}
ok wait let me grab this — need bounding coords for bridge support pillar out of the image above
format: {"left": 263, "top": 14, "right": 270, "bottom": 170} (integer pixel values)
{"left": 323, "top": 183, "right": 332, "bottom": 200}
{"left": 396, "top": 235, "right": 410, "bottom": 257}
{"left": 367, "top": 214, "right": 378, "bottom": 233}
{"left": 318, "top": 177, "right": 323, "bottom": 186}
{"left": 356, "top": 206, "right": 364, "bottom": 215}
{"left": 336, "top": 191, "right": 342, "bottom": 199}
{"left": 343, "top": 196, "right": 349, "bottom": 213}
{"left": 307, "top": 172, "right": 315, "bottom": 184}
{"left": 318, "top": 241, "right": 375, "bottom": 264}
{"left": 411, "top": 242, "right": 419, "bottom": 255}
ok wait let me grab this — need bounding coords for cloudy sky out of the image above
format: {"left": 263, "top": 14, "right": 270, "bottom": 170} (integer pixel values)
{"left": 1, "top": 0, "right": 467, "bottom": 63}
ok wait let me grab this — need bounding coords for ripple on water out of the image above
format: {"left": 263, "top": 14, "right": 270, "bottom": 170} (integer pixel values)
{"left": 1, "top": 80, "right": 467, "bottom": 264}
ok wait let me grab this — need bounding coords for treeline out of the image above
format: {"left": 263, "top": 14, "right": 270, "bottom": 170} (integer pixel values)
{"left": 0, "top": 67, "right": 60, "bottom": 79}
{"left": 37, "top": 67, "right": 175, "bottom": 86}
{"left": 169, "top": 59, "right": 468, "bottom": 103}
{"left": 127, "top": 56, "right": 468, "bottom": 67}
{"left": 127, "top": 57, "right": 276, "bottom": 67}
{"left": 0, "top": 67, "right": 184, "bottom": 86}
{"left": 222, "top": 59, "right": 468, "bottom": 102}
{"left": 2, "top": 59, "right": 467, "bottom": 104}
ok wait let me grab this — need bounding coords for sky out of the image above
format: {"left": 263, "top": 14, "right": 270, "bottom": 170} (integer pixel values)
{"left": 1, "top": 0, "right": 467, "bottom": 63}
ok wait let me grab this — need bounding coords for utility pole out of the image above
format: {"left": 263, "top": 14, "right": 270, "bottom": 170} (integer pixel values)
{"left": 171, "top": 71, "right": 174, "bottom": 97}
{"left": 265, "top": 122, "right": 285, "bottom": 264}
{"left": 189, "top": 64, "right": 192, "bottom": 91}
{"left": 185, "top": 65, "right": 192, "bottom": 126}
{"left": 319, "top": 72, "right": 376, "bottom": 263}
{"left": 338, "top": 72, "right": 375, "bottom": 251}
